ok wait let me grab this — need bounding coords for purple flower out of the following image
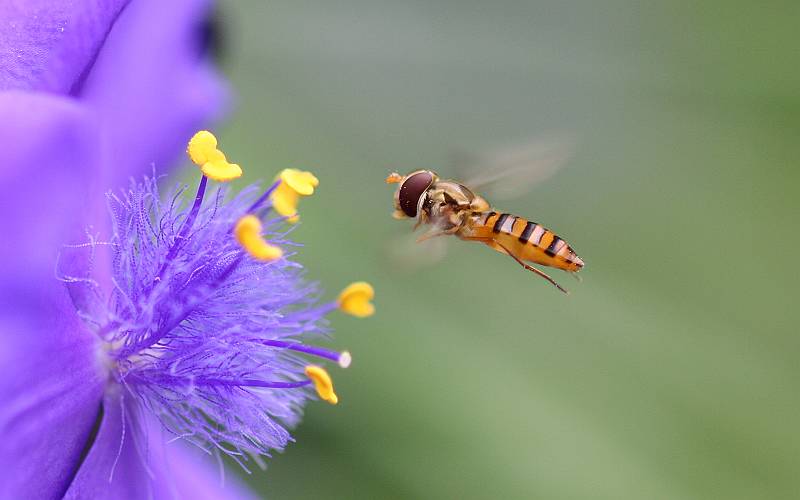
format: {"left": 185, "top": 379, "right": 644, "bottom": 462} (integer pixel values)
{"left": 1, "top": 127, "right": 374, "bottom": 496}
{"left": 0, "top": 1, "right": 294, "bottom": 498}
{"left": 53, "top": 132, "right": 369, "bottom": 494}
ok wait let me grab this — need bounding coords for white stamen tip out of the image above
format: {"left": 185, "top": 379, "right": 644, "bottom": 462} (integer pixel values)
{"left": 338, "top": 351, "right": 352, "bottom": 368}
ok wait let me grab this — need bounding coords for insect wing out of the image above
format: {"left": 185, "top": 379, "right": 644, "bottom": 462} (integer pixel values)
{"left": 385, "top": 213, "right": 457, "bottom": 270}
{"left": 452, "top": 134, "right": 574, "bottom": 200}
{"left": 386, "top": 233, "right": 450, "bottom": 270}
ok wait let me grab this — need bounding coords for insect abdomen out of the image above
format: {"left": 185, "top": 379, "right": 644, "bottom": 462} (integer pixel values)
{"left": 478, "top": 212, "right": 584, "bottom": 272}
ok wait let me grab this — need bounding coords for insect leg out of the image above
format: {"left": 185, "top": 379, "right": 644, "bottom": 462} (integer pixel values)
{"left": 495, "top": 241, "right": 569, "bottom": 294}
{"left": 417, "top": 228, "right": 448, "bottom": 243}
{"left": 412, "top": 211, "right": 430, "bottom": 231}
{"left": 416, "top": 228, "right": 450, "bottom": 243}
{"left": 460, "top": 236, "right": 569, "bottom": 294}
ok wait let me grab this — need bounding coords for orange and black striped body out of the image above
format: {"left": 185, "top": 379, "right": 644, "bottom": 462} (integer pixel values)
{"left": 460, "top": 211, "right": 584, "bottom": 272}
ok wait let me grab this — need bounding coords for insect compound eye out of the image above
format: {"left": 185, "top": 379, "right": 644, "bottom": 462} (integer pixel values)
{"left": 398, "top": 171, "right": 434, "bottom": 217}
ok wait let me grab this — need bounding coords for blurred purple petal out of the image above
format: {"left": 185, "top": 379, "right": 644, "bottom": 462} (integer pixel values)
{"left": 65, "top": 393, "right": 258, "bottom": 499}
{"left": 0, "top": 90, "right": 109, "bottom": 498}
{"left": 0, "top": 288, "right": 105, "bottom": 499}
{"left": 63, "top": 393, "right": 155, "bottom": 498}
{"left": 0, "top": 90, "right": 107, "bottom": 287}
{"left": 0, "top": 0, "right": 129, "bottom": 93}
{"left": 81, "top": 0, "right": 229, "bottom": 184}
{"left": 150, "top": 443, "right": 258, "bottom": 500}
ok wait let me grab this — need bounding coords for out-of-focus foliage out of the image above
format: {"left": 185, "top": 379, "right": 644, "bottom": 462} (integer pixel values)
{"left": 217, "top": 1, "right": 800, "bottom": 498}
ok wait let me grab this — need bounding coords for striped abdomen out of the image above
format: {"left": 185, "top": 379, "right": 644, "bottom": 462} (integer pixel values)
{"left": 464, "top": 211, "right": 584, "bottom": 272}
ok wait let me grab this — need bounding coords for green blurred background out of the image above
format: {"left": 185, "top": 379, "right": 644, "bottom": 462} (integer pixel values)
{"left": 215, "top": 1, "right": 800, "bottom": 498}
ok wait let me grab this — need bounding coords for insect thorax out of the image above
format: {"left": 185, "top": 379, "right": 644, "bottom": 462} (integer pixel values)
{"left": 422, "top": 180, "right": 490, "bottom": 227}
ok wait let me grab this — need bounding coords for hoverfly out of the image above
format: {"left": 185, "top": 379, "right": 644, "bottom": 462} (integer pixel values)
{"left": 385, "top": 138, "right": 584, "bottom": 293}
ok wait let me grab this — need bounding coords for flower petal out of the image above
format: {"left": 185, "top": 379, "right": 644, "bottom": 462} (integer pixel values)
{"left": 79, "top": 0, "right": 229, "bottom": 184}
{"left": 0, "top": 289, "right": 105, "bottom": 499}
{"left": 0, "top": 90, "right": 106, "bottom": 288}
{"left": 151, "top": 435, "right": 259, "bottom": 500}
{"left": 64, "top": 393, "right": 258, "bottom": 499}
{"left": 0, "top": 91, "right": 108, "bottom": 498}
{"left": 0, "top": 0, "right": 130, "bottom": 93}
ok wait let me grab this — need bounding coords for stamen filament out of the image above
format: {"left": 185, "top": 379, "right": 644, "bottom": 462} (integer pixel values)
{"left": 246, "top": 180, "right": 282, "bottom": 214}
{"left": 262, "top": 340, "right": 351, "bottom": 368}
{"left": 282, "top": 302, "right": 338, "bottom": 322}
{"left": 156, "top": 176, "right": 208, "bottom": 279}
{"left": 122, "top": 254, "right": 244, "bottom": 356}
{"left": 126, "top": 374, "right": 312, "bottom": 389}
{"left": 194, "top": 378, "right": 312, "bottom": 389}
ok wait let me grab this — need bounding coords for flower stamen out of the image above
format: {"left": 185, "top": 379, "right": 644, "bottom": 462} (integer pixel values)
{"left": 234, "top": 215, "right": 283, "bottom": 261}
{"left": 305, "top": 365, "right": 338, "bottom": 404}
{"left": 338, "top": 281, "right": 375, "bottom": 317}
{"left": 246, "top": 180, "right": 282, "bottom": 214}
{"left": 188, "top": 130, "right": 242, "bottom": 182}
{"left": 155, "top": 175, "right": 208, "bottom": 281}
{"left": 157, "top": 130, "right": 243, "bottom": 279}
{"left": 271, "top": 168, "right": 319, "bottom": 223}
{"left": 262, "top": 340, "right": 351, "bottom": 368}
{"left": 338, "top": 350, "right": 352, "bottom": 369}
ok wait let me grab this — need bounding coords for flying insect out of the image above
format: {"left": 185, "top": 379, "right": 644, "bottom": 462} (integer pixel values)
{"left": 386, "top": 141, "right": 583, "bottom": 293}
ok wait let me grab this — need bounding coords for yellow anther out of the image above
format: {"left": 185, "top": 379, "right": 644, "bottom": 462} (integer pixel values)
{"left": 187, "top": 130, "right": 243, "bottom": 182}
{"left": 201, "top": 159, "right": 242, "bottom": 182}
{"left": 271, "top": 168, "right": 319, "bottom": 223}
{"left": 305, "top": 365, "right": 338, "bottom": 405}
{"left": 281, "top": 168, "right": 319, "bottom": 195}
{"left": 337, "top": 281, "right": 375, "bottom": 318}
{"left": 187, "top": 130, "right": 217, "bottom": 164}
{"left": 234, "top": 215, "right": 283, "bottom": 261}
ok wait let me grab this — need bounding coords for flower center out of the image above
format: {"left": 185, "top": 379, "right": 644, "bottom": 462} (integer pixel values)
{"left": 61, "top": 130, "right": 376, "bottom": 464}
